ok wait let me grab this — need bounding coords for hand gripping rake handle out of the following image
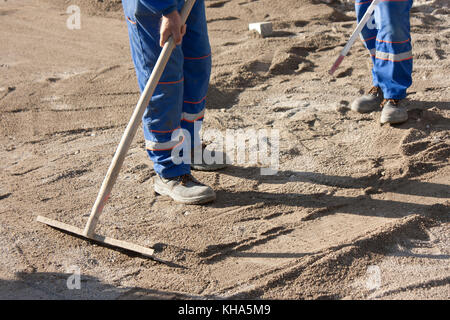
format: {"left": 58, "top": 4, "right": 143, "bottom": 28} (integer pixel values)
{"left": 83, "top": 0, "right": 197, "bottom": 237}
{"left": 329, "top": 0, "right": 380, "bottom": 75}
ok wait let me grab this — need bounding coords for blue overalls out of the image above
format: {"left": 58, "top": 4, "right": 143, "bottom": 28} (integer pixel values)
{"left": 122, "top": 0, "right": 211, "bottom": 178}
{"left": 356, "top": 0, "right": 413, "bottom": 99}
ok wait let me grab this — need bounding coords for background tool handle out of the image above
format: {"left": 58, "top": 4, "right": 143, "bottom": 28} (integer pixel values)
{"left": 329, "top": 0, "right": 380, "bottom": 75}
{"left": 83, "top": 0, "right": 197, "bottom": 237}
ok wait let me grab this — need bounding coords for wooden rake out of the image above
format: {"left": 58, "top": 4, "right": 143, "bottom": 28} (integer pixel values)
{"left": 37, "top": 0, "right": 197, "bottom": 262}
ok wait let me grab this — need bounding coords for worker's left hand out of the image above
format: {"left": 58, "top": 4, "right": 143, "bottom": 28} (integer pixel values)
{"left": 160, "top": 10, "right": 186, "bottom": 47}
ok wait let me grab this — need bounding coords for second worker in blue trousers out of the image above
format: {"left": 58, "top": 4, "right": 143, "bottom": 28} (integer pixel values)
{"left": 122, "top": 0, "right": 226, "bottom": 205}
{"left": 351, "top": 0, "right": 413, "bottom": 124}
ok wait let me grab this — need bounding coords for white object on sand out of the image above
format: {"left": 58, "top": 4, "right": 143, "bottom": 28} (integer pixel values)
{"left": 249, "top": 22, "right": 273, "bottom": 37}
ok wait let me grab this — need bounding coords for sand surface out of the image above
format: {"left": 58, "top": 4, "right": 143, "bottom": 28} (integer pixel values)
{"left": 0, "top": 0, "right": 449, "bottom": 299}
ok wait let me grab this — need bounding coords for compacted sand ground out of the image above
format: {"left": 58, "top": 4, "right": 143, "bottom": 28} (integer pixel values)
{"left": 0, "top": 0, "right": 449, "bottom": 299}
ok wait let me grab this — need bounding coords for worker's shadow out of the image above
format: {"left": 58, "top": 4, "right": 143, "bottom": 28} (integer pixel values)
{"left": 395, "top": 100, "right": 449, "bottom": 129}
{"left": 405, "top": 100, "right": 449, "bottom": 111}
{"left": 0, "top": 272, "right": 221, "bottom": 300}
{"left": 212, "top": 113, "right": 450, "bottom": 217}
{"left": 202, "top": 164, "right": 448, "bottom": 265}
{"left": 209, "top": 98, "right": 449, "bottom": 218}
{"left": 210, "top": 165, "right": 449, "bottom": 221}
{"left": 219, "top": 165, "right": 449, "bottom": 197}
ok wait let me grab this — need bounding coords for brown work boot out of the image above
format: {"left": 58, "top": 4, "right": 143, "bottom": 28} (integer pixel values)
{"left": 380, "top": 99, "right": 408, "bottom": 124}
{"left": 351, "top": 86, "right": 383, "bottom": 113}
{"left": 153, "top": 173, "right": 216, "bottom": 204}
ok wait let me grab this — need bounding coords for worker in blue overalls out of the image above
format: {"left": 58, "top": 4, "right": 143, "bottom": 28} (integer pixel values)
{"left": 122, "top": 0, "right": 226, "bottom": 204}
{"left": 351, "top": 0, "right": 413, "bottom": 124}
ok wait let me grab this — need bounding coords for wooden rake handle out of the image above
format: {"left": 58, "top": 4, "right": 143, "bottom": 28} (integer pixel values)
{"left": 83, "top": 0, "right": 197, "bottom": 237}
{"left": 329, "top": 0, "right": 380, "bottom": 75}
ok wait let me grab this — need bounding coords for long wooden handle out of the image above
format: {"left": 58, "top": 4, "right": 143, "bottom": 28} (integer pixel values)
{"left": 83, "top": 0, "right": 197, "bottom": 237}
{"left": 329, "top": 0, "right": 380, "bottom": 75}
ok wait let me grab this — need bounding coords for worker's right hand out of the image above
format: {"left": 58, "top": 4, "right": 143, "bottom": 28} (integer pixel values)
{"left": 160, "top": 10, "right": 186, "bottom": 47}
